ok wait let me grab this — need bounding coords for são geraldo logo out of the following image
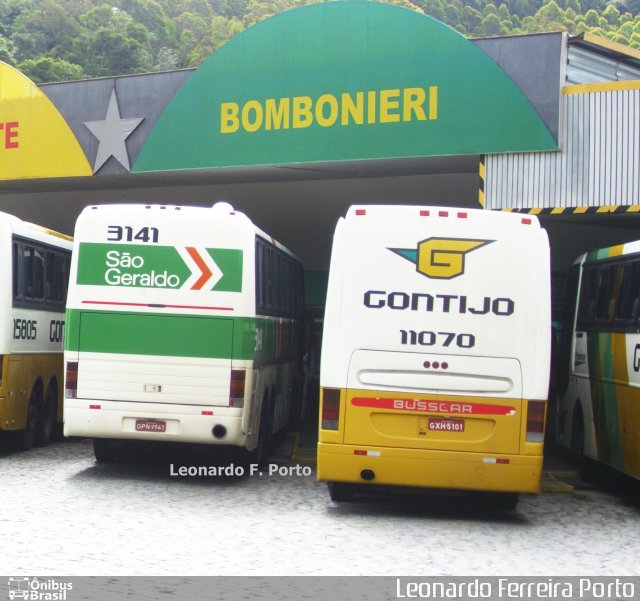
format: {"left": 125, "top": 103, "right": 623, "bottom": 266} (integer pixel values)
{"left": 390, "top": 237, "right": 493, "bottom": 280}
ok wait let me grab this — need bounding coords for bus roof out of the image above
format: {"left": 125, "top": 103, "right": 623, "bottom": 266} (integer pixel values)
{"left": 575, "top": 239, "right": 640, "bottom": 265}
{"left": 0, "top": 210, "right": 72, "bottom": 246}
{"left": 343, "top": 205, "right": 542, "bottom": 229}
{"left": 79, "top": 202, "right": 299, "bottom": 261}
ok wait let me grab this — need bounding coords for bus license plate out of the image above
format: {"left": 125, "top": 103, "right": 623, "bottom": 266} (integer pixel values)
{"left": 428, "top": 418, "right": 465, "bottom": 432}
{"left": 135, "top": 419, "right": 166, "bottom": 433}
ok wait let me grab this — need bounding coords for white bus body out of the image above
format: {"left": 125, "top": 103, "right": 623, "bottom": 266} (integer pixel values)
{"left": 64, "top": 203, "right": 303, "bottom": 462}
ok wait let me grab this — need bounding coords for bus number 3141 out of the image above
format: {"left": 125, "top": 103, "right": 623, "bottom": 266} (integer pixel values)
{"left": 400, "top": 330, "right": 475, "bottom": 348}
{"left": 107, "top": 225, "right": 159, "bottom": 243}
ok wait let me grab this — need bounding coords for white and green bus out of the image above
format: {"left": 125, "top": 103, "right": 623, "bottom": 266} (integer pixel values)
{"left": 63, "top": 202, "right": 304, "bottom": 463}
{"left": 556, "top": 241, "right": 640, "bottom": 481}
{"left": 318, "top": 205, "right": 551, "bottom": 508}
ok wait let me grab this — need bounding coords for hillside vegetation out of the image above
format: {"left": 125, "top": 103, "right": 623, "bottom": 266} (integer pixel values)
{"left": 0, "top": 0, "right": 638, "bottom": 83}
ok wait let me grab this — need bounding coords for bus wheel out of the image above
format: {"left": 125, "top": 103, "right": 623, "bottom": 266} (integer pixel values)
{"left": 327, "top": 482, "right": 355, "bottom": 502}
{"left": 571, "top": 407, "right": 596, "bottom": 481}
{"left": 35, "top": 384, "right": 57, "bottom": 447}
{"left": 17, "top": 389, "right": 40, "bottom": 451}
{"left": 493, "top": 493, "right": 519, "bottom": 511}
{"left": 93, "top": 438, "right": 120, "bottom": 463}
{"left": 251, "top": 393, "right": 273, "bottom": 467}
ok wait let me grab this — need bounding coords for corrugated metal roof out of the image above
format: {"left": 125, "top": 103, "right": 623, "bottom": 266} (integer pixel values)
{"left": 484, "top": 83, "right": 640, "bottom": 210}
{"left": 567, "top": 33, "right": 640, "bottom": 84}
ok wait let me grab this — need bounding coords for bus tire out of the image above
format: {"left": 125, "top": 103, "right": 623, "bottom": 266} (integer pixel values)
{"left": 327, "top": 482, "right": 355, "bottom": 502}
{"left": 252, "top": 392, "right": 273, "bottom": 467}
{"left": 17, "top": 387, "right": 41, "bottom": 451}
{"left": 93, "top": 438, "right": 119, "bottom": 463}
{"left": 35, "top": 382, "right": 57, "bottom": 447}
{"left": 571, "top": 405, "right": 596, "bottom": 481}
{"left": 493, "top": 492, "right": 519, "bottom": 511}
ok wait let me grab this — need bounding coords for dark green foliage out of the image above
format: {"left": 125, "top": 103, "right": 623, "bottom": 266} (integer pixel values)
{"left": 0, "top": 0, "right": 636, "bottom": 82}
{"left": 18, "top": 55, "right": 86, "bottom": 82}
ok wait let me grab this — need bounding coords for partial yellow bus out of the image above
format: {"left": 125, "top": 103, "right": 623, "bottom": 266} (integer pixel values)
{"left": 317, "top": 205, "right": 551, "bottom": 509}
{"left": 0, "top": 212, "right": 72, "bottom": 449}
{"left": 556, "top": 241, "right": 640, "bottom": 481}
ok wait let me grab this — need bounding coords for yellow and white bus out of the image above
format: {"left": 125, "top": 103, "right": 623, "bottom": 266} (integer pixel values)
{"left": 318, "top": 205, "right": 551, "bottom": 509}
{"left": 556, "top": 241, "right": 640, "bottom": 481}
{"left": 64, "top": 203, "right": 303, "bottom": 463}
{"left": 0, "top": 211, "right": 72, "bottom": 450}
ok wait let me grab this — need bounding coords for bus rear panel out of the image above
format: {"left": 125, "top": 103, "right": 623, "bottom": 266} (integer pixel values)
{"left": 318, "top": 205, "right": 551, "bottom": 499}
{"left": 64, "top": 203, "right": 302, "bottom": 458}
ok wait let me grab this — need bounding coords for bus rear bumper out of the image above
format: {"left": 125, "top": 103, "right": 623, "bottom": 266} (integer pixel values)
{"left": 317, "top": 442, "right": 543, "bottom": 493}
{"left": 63, "top": 404, "right": 247, "bottom": 447}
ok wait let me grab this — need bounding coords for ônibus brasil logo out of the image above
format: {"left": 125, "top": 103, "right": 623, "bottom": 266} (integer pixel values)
{"left": 7, "top": 577, "right": 72, "bottom": 601}
{"left": 76, "top": 243, "right": 243, "bottom": 292}
{"left": 390, "top": 237, "right": 493, "bottom": 280}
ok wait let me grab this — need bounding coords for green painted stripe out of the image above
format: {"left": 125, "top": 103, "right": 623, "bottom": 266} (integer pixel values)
{"left": 208, "top": 248, "right": 243, "bottom": 292}
{"left": 64, "top": 308, "right": 300, "bottom": 361}
{"left": 75, "top": 310, "right": 237, "bottom": 359}
{"left": 587, "top": 332, "right": 623, "bottom": 468}
{"left": 585, "top": 247, "right": 613, "bottom": 262}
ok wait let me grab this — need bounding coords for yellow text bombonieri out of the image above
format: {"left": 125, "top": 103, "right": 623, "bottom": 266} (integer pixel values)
{"left": 219, "top": 86, "right": 438, "bottom": 134}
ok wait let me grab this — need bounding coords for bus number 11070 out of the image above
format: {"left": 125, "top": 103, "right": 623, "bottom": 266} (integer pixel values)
{"left": 400, "top": 329, "right": 475, "bottom": 349}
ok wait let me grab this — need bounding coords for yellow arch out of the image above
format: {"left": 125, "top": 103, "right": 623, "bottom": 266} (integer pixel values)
{"left": 0, "top": 62, "right": 91, "bottom": 180}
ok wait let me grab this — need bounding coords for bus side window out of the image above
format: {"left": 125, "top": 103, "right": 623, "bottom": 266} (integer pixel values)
{"left": 12, "top": 241, "right": 21, "bottom": 302}
{"left": 267, "top": 247, "right": 274, "bottom": 311}
{"left": 594, "top": 266, "right": 612, "bottom": 322}
{"left": 608, "top": 264, "right": 624, "bottom": 322}
{"left": 11, "top": 238, "right": 70, "bottom": 309}
{"left": 45, "top": 251, "right": 54, "bottom": 300}
{"left": 24, "top": 245, "right": 45, "bottom": 301}
{"left": 632, "top": 263, "right": 640, "bottom": 322}
{"left": 616, "top": 261, "right": 640, "bottom": 325}
{"left": 255, "top": 238, "right": 302, "bottom": 319}
{"left": 22, "top": 245, "right": 31, "bottom": 298}
{"left": 46, "top": 251, "right": 69, "bottom": 305}
{"left": 578, "top": 268, "right": 597, "bottom": 326}
{"left": 255, "top": 240, "right": 264, "bottom": 311}
{"left": 557, "top": 264, "right": 581, "bottom": 395}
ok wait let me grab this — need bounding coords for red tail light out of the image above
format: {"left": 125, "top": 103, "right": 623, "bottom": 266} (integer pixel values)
{"left": 321, "top": 388, "right": 340, "bottom": 430}
{"left": 526, "top": 400, "right": 546, "bottom": 442}
{"left": 65, "top": 361, "right": 78, "bottom": 399}
{"left": 229, "top": 370, "right": 245, "bottom": 407}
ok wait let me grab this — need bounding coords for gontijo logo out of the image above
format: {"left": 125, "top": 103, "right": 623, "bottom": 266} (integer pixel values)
{"left": 390, "top": 238, "right": 493, "bottom": 279}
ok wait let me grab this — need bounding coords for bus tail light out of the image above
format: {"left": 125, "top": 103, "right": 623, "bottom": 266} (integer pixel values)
{"left": 65, "top": 361, "right": 78, "bottom": 399}
{"left": 321, "top": 388, "right": 340, "bottom": 430}
{"left": 526, "top": 400, "right": 546, "bottom": 443}
{"left": 229, "top": 370, "right": 245, "bottom": 407}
